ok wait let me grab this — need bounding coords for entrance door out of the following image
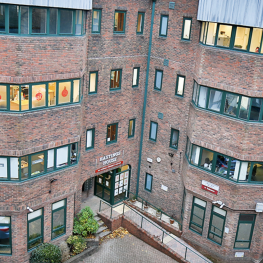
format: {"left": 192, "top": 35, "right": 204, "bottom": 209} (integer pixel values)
{"left": 94, "top": 172, "right": 112, "bottom": 203}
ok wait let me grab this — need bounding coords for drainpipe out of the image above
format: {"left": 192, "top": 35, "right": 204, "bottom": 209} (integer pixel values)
{"left": 136, "top": 0, "right": 156, "bottom": 196}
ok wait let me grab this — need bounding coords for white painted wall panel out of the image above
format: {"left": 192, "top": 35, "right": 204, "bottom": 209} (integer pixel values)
{"left": 0, "top": 0, "right": 92, "bottom": 10}
{"left": 198, "top": 0, "right": 263, "bottom": 28}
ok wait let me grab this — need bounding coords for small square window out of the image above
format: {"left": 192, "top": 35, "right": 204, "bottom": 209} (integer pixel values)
{"left": 154, "top": 70, "right": 163, "bottom": 90}
{"left": 160, "top": 15, "right": 168, "bottom": 37}
{"left": 110, "top": 69, "right": 122, "bottom": 90}
{"left": 149, "top": 121, "right": 158, "bottom": 141}
{"left": 182, "top": 17, "right": 192, "bottom": 40}
{"left": 86, "top": 128, "right": 95, "bottom": 150}
{"left": 137, "top": 12, "right": 144, "bottom": 34}
{"left": 145, "top": 173, "right": 153, "bottom": 192}
{"left": 114, "top": 11, "right": 126, "bottom": 33}
{"left": 132, "top": 67, "right": 140, "bottom": 87}
{"left": 89, "top": 71, "right": 98, "bottom": 94}
{"left": 92, "top": 9, "right": 101, "bottom": 33}
{"left": 170, "top": 129, "right": 179, "bottom": 149}
{"left": 175, "top": 75, "right": 185, "bottom": 96}
{"left": 107, "top": 123, "right": 118, "bottom": 144}
{"left": 128, "top": 119, "right": 135, "bottom": 138}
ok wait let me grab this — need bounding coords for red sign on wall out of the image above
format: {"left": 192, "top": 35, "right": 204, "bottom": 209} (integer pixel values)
{"left": 201, "top": 185, "right": 218, "bottom": 195}
{"left": 95, "top": 161, "right": 123, "bottom": 173}
{"left": 201, "top": 180, "right": 219, "bottom": 195}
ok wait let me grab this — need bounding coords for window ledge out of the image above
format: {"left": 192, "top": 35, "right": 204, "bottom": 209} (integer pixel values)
{"left": 110, "top": 89, "right": 122, "bottom": 93}
{"left": 153, "top": 89, "right": 162, "bottom": 93}
{"left": 106, "top": 142, "right": 119, "bottom": 146}
{"left": 148, "top": 139, "right": 156, "bottom": 144}
{"left": 113, "top": 33, "right": 126, "bottom": 37}
{"left": 158, "top": 36, "right": 167, "bottom": 40}
{"left": 174, "top": 95, "right": 184, "bottom": 100}
{"left": 169, "top": 147, "right": 178, "bottom": 151}
{"left": 180, "top": 39, "right": 191, "bottom": 43}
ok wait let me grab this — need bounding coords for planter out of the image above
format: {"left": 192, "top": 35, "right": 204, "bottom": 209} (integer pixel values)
{"left": 170, "top": 219, "right": 175, "bottom": 224}
{"left": 144, "top": 206, "right": 148, "bottom": 210}
{"left": 156, "top": 212, "right": 161, "bottom": 218}
{"left": 130, "top": 199, "right": 136, "bottom": 203}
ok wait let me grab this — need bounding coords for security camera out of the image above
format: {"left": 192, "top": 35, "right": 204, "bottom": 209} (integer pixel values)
{"left": 168, "top": 153, "right": 174, "bottom": 157}
{"left": 27, "top": 207, "right": 34, "bottom": 213}
{"left": 220, "top": 203, "right": 225, "bottom": 209}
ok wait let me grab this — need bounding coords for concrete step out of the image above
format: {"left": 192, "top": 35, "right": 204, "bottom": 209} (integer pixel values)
{"left": 94, "top": 215, "right": 100, "bottom": 221}
{"left": 97, "top": 220, "right": 104, "bottom": 227}
{"left": 97, "top": 225, "right": 108, "bottom": 234}
{"left": 98, "top": 230, "right": 111, "bottom": 239}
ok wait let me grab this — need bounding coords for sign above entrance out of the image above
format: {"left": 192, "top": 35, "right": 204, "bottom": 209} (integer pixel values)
{"left": 99, "top": 151, "right": 121, "bottom": 166}
{"left": 95, "top": 161, "right": 123, "bottom": 174}
{"left": 201, "top": 180, "right": 219, "bottom": 195}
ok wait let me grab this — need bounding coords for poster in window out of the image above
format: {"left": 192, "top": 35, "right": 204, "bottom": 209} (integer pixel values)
{"left": 124, "top": 185, "right": 128, "bottom": 191}
{"left": 119, "top": 180, "right": 123, "bottom": 187}
{"left": 125, "top": 171, "right": 129, "bottom": 178}
{"left": 99, "top": 178, "right": 102, "bottom": 184}
{"left": 119, "top": 187, "right": 123, "bottom": 194}
{"left": 106, "top": 181, "right": 109, "bottom": 187}
{"left": 115, "top": 182, "right": 119, "bottom": 189}
{"left": 116, "top": 175, "right": 119, "bottom": 181}
{"left": 120, "top": 173, "right": 124, "bottom": 180}
{"left": 124, "top": 178, "right": 128, "bottom": 185}
{"left": 114, "top": 189, "right": 118, "bottom": 196}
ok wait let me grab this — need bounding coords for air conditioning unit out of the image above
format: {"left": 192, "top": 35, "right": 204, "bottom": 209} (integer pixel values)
{"left": 255, "top": 203, "right": 263, "bottom": 212}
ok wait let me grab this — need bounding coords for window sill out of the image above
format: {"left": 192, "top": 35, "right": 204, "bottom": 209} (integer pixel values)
{"left": 128, "top": 136, "right": 135, "bottom": 140}
{"left": 86, "top": 147, "right": 95, "bottom": 151}
{"left": 148, "top": 139, "right": 156, "bottom": 144}
{"left": 110, "top": 89, "right": 122, "bottom": 93}
{"left": 153, "top": 89, "right": 162, "bottom": 93}
{"left": 180, "top": 39, "right": 191, "bottom": 43}
{"left": 113, "top": 33, "right": 126, "bottom": 36}
{"left": 169, "top": 147, "right": 178, "bottom": 151}
{"left": 158, "top": 36, "right": 167, "bottom": 40}
{"left": 106, "top": 141, "right": 118, "bottom": 146}
{"left": 88, "top": 92, "right": 98, "bottom": 96}
{"left": 174, "top": 95, "right": 184, "bottom": 99}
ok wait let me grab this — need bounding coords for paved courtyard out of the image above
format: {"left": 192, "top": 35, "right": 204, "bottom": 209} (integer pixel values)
{"left": 77, "top": 234, "right": 178, "bottom": 263}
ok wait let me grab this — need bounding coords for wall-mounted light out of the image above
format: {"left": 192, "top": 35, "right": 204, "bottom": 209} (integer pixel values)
{"left": 168, "top": 153, "right": 174, "bottom": 157}
{"left": 27, "top": 207, "right": 34, "bottom": 213}
{"left": 49, "top": 178, "right": 58, "bottom": 193}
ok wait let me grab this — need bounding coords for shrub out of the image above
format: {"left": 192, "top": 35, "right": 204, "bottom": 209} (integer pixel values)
{"left": 30, "top": 243, "right": 62, "bottom": 263}
{"left": 66, "top": 235, "right": 86, "bottom": 255}
{"left": 73, "top": 206, "right": 99, "bottom": 237}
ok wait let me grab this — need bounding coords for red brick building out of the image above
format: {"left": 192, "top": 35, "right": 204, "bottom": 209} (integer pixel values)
{"left": 0, "top": 0, "right": 263, "bottom": 262}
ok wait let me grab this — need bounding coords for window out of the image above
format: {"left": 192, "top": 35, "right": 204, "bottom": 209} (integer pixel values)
{"left": 181, "top": 189, "right": 186, "bottom": 222}
{"left": 86, "top": 128, "right": 95, "bottom": 150}
{"left": 92, "top": 9, "right": 101, "bottom": 33}
{"left": 107, "top": 123, "right": 118, "bottom": 144}
{"left": 52, "top": 199, "right": 66, "bottom": 239}
{"left": 137, "top": 12, "right": 144, "bottom": 34}
{"left": 0, "top": 216, "right": 11, "bottom": 254}
{"left": 145, "top": 173, "right": 153, "bottom": 192}
{"left": 182, "top": 18, "right": 192, "bottom": 40}
{"left": 175, "top": 75, "right": 185, "bottom": 96}
{"left": 154, "top": 70, "right": 163, "bottom": 90}
{"left": 0, "top": 143, "right": 77, "bottom": 182}
{"left": 128, "top": 119, "right": 135, "bottom": 138}
{"left": 189, "top": 197, "right": 206, "bottom": 235}
{"left": 170, "top": 129, "right": 179, "bottom": 149}
{"left": 27, "top": 208, "right": 43, "bottom": 251}
{"left": 132, "top": 67, "right": 140, "bottom": 87}
{"left": 208, "top": 206, "right": 226, "bottom": 245}
{"left": 149, "top": 121, "right": 158, "bottom": 141}
{"left": 192, "top": 82, "right": 263, "bottom": 123}
{"left": 200, "top": 149, "right": 214, "bottom": 171}
{"left": 110, "top": 69, "right": 122, "bottom": 90}
{"left": 159, "top": 15, "right": 168, "bottom": 37}
{"left": 200, "top": 21, "right": 263, "bottom": 54}
{"left": 89, "top": 72, "right": 98, "bottom": 94}
{"left": 0, "top": 4, "right": 86, "bottom": 36}
{"left": 234, "top": 214, "right": 256, "bottom": 249}
{"left": 114, "top": 11, "right": 126, "bottom": 33}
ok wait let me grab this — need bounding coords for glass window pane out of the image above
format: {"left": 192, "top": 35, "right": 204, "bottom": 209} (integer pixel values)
{"left": 114, "top": 12, "right": 124, "bottom": 32}
{"left": 205, "top": 22, "right": 217, "bottom": 46}
{"left": 224, "top": 93, "right": 239, "bottom": 116}
{"left": 128, "top": 120, "right": 134, "bottom": 137}
{"left": 198, "top": 86, "right": 207, "bottom": 108}
{"left": 52, "top": 209, "right": 65, "bottom": 239}
{"left": 47, "top": 149, "right": 54, "bottom": 172}
{"left": 86, "top": 130, "right": 93, "bottom": 148}
{"left": 200, "top": 22, "right": 205, "bottom": 42}
{"left": 177, "top": 76, "right": 185, "bottom": 95}
{"left": 58, "top": 82, "right": 71, "bottom": 104}
{"left": 10, "top": 85, "right": 20, "bottom": 111}
{"left": 32, "top": 84, "right": 46, "bottom": 108}
{"left": 110, "top": 70, "right": 121, "bottom": 89}
{"left": 31, "top": 152, "right": 45, "bottom": 177}
{"left": 92, "top": 10, "right": 100, "bottom": 32}
{"left": 191, "top": 145, "right": 200, "bottom": 165}
{"left": 234, "top": 27, "right": 250, "bottom": 50}
{"left": 161, "top": 16, "right": 168, "bottom": 36}
{"left": 0, "top": 222, "right": 11, "bottom": 254}
{"left": 21, "top": 85, "right": 29, "bottom": 111}
{"left": 28, "top": 218, "right": 42, "bottom": 244}
{"left": 107, "top": 124, "right": 117, "bottom": 142}
{"left": 73, "top": 80, "right": 79, "bottom": 102}
{"left": 239, "top": 96, "right": 250, "bottom": 119}
{"left": 0, "top": 216, "right": 10, "bottom": 223}
{"left": 250, "top": 28, "right": 262, "bottom": 53}
{"left": 133, "top": 68, "right": 138, "bottom": 86}
{"left": 32, "top": 8, "right": 47, "bottom": 34}
{"left": 145, "top": 174, "right": 152, "bottom": 190}
{"left": 70, "top": 143, "right": 77, "bottom": 164}
{"left": 137, "top": 13, "right": 143, "bottom": 33}
{"left": 21, "top": 6, "right": 29, "bottom": 34}
{"left": 90, "top": 73, "right": 97, "bottom": 92}
{"left": 21, "top": 156, "right": 29, "bottom": 180}
{"left": 229, "top": 159, "right": 239, "bottom": 180}
{"left": 48, "top": 82, "right": 56, "bottom": 106}
{"left": 215, "top": 154, "right": 228, "bottom": 176}
{"left": 155, "top": 71, "right": 162, "bottom": 90}
{"left": 213, "top": 206, "right": 226, "bottom": 216}
{"left": 249, "top": 98, "right": 262, "bottom": 121}
{"left": 9, "top": 5, "right": 19, "bottom": 34}
{"left": 238, "top": 162, "right": 250, "bottom": 181}
{"left": 56, "top": 146, "right": 68, "bottom": 168}
{"left": 170, "top": 129, "right": 178, "bottom": 148}
{"left": 183, "top": 19, "right": 191, "bottom": 39}
{"left": 0, "top": 157, "right": 7, "bottom": 179}
{"left": 0, "top": 85, "right": 7, "bottom": 109}
{"left": 60, "top": 10, "right": 73, "bottom": 34}
{"left": 200, "top": 149, "right": 214, "bottom": 170}
{"left": 10, "top": 157, "right": 19, "bottom": 179}
{"left": 49, "top": 8, "right": 57, "bottom": 35}
{"left": 0, "top": 5, "right": 5, "bottom": 32}
{"left": 251, "top": 163, "right": 263, "bottom": 182}
{"left": 75, "top": 10, "right": 82, "bottom": 35}
{"left": 150, "top": 122, "right": 157, "bottom": 140}
{"left": 192, "top": 82, "right": 199, "bottom": 104}
{"left": 208, "top": 90, "right": 222, "bottom": 111}
{"left": 217, "top": 25, "right": 232, "bottom": 47}
{"left": 236, "top": 223, "right": 252, "bottom": 241}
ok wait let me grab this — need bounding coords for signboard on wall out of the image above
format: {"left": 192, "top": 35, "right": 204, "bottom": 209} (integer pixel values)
{"left": 95, "top": 161, "right": 123, "bottom": 174}
{"left": 201, "top": 180, "right": 219, "bottom": 195}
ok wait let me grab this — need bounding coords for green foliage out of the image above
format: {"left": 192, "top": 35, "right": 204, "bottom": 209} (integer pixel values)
{"left": 66, "top": 235, "right": 86, "bottom": 255}
{"left": 30, "top": 243, "right": 62, "bottom": 263}
{"left": 73, "top": 206, "right": 99, "bottom": 237}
